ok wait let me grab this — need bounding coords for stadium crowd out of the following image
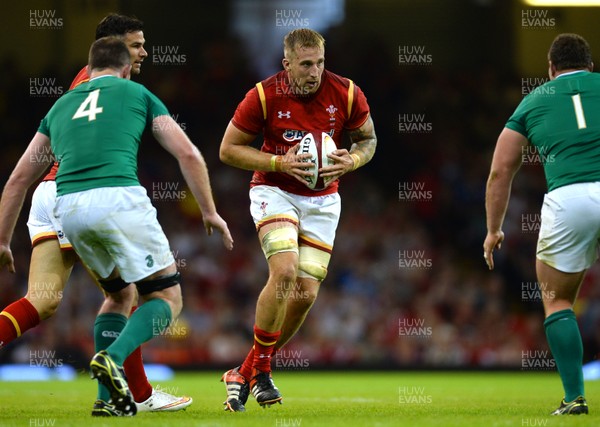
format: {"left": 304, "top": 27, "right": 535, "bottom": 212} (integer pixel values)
{"left": 1, "top": 27, "right": 599, "bottom": 371}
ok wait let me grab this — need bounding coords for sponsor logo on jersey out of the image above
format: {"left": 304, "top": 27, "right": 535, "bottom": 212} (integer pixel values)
{"left": 282, "top": 129, "right": 335, "bottom": 142}
{"left": 282, "top": 129, "right": 308, "bottom": 142}
{"left": 278, "top": 111, "right": 291, "bottom": 119}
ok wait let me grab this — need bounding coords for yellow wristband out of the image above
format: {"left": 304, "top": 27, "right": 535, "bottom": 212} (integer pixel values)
{"left": 270, "top": 155, "right": 282, "bottom": 172}
{"left": 350, "top": 153, "right": 361, "bottom": 171}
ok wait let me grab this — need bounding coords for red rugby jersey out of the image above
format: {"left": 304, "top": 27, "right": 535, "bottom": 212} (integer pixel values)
{"left": 232, "top": 69, "right": 370, "bottom": 197}
{"left": 42, "top": 67, "right": 90, "bottom": 182}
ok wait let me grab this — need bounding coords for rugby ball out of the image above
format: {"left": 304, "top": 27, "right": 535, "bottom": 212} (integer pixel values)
{"left": 298, "top": 132, "right": 337, "bottom": 190}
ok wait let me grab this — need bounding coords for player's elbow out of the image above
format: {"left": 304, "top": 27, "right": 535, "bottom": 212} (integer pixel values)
{"left": 219, "top": 141, "right": 235, "bottom": 166}
{"left": 179, "top": 144, "right": 204, "bottom": 167}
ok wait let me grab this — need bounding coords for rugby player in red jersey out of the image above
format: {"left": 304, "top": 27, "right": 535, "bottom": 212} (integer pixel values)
{"left": 0, "top": 14, "right": 191, "bottom": 416}
{"left": 219, "top": 28, "right": 377, "bottom": 411}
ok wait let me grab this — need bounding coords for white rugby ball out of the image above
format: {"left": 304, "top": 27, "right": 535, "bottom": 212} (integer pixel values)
{"left": 298, "top": 131, "right": 337, "bottom": 190}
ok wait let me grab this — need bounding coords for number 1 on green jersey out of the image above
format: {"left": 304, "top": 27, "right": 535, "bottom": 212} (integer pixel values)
{"left": 572, "top": 93, "right": 587, "bottom": 130}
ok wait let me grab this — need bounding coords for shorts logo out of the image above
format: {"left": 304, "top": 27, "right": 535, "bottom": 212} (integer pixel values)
{"left": 260, "top": 201, "right": 268, "bottom": 218}
{"left": 57, "top": 230, "right": 65, "bottom": 239}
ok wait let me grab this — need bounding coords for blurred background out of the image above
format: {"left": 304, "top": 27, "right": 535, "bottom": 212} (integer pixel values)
{"left": 2, "top": 0, "right": 600, "bottom": 372}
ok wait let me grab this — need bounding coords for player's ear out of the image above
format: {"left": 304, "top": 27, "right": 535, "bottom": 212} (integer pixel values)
{"left": 282, "top": 57, "right": 290, "bottom": 71}
{"left": 122, "top": 64, "right": 132, "bottom": 80}
{"left": 548, "top": 61, "right": 556, "bottom": 80}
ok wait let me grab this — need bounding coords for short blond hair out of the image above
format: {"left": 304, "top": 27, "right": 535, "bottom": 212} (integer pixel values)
{"left": 283, "top": 28, "right": 325, "bottom": 58}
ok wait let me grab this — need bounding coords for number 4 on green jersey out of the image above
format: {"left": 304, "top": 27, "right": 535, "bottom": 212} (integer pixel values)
{"left": 72, "top": 89, "right": 103, "bottom": 121}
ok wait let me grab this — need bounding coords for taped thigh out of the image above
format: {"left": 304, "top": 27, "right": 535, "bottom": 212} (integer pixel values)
{"left": 137, "top": 272, "right": 181, "bottom": 296}
{"left": 260, "top": 227, "right": 298, "bottom": 259}
{"left": 298, "top": 245, "right": 331, "bottom": 282}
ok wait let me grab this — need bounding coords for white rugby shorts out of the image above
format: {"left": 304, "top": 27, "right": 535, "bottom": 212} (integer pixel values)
{"left": 537, "top": 181, "right": 600, "bottom": 272}
{"left": 249, "top": 185, "right": 341, "bottom": 252}
{"left": 54, "top": 186, "right": 175, "bottom": 283}
{"left": 27, "top": 180, "right": 72, "bottom": 249}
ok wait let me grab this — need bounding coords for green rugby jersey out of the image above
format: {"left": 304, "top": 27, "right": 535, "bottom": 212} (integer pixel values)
{"left": 506, "top": 71, "right": 600, "bottom": 191}
{"left": 38, "top": 75, "right": 169, "bottom": 196}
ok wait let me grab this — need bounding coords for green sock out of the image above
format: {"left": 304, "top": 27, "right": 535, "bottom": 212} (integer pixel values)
{"left": 544, "top": 309, "right": 584, "bottom": 402}
{"left": 106, "top": 298, "right": 172, "bottom": 366}
{"left": 94, "top": 313, "right": 128, "bottom": 402}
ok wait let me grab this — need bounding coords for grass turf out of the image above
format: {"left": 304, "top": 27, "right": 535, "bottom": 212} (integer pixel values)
{"left": 0, "top": 371, "right": 599, "bottom": 426}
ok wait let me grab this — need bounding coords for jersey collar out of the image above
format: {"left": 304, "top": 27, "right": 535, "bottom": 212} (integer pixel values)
{"left": 555, "top": 70, "right": 588, "bottom": 79}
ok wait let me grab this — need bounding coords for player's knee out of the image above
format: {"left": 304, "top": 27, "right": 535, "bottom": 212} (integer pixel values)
{"left": 25, "top": 291, "right": 63, "bottom": 320}
{"left": 102, "top": 281, "right": 136, "bottom": 307}
{"left": 170, "top": 295, "right": 183, "bottom": 318}
{"left": 292, "top": 286, "right": 318, "bottom": 312}
{"left": 270, "top": 262, "right": 298, "bottom": 285}
{"left": 35, "top": 298, "right": 61, "bottom": 320}
{"left": 139, "top": 273, "right": 183, "bottom": 317}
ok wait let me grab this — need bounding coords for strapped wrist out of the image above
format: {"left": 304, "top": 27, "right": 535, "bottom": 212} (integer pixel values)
{"left": 270, "top": 155, "right": 283, "bottom": 172}
{"left": 350, "top": 153, "right": 362, "bottom": 171}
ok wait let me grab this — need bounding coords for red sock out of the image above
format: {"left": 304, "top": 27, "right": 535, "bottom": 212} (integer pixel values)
{"left": 239, "top": 347, "right": 255, "bottom": 381}
{"left": 122, "top": 306, "right": 152, "bottom": 403}
{"left": 251, "top": 325, "right": 281, "bottom": 374}
{"left": 0, "top": 298, "right": 40, "bottom": 348}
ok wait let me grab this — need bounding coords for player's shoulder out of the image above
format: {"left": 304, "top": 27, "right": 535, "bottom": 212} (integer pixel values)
{"left": 323, "top": 69, "right": 353, "bottom": 88}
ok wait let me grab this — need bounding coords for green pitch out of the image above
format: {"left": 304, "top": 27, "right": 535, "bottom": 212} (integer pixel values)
{"left": 0, "top": 371, "right": 599, "bottom": 426}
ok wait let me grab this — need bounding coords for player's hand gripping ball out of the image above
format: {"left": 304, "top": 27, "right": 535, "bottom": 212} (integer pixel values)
{"left": 298, "top": 131, "right": 337, "bottom": 190}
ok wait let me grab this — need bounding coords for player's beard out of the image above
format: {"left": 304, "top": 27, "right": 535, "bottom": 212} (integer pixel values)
{"left": 131, "top": 63, "right": 142, "bottom": 75}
